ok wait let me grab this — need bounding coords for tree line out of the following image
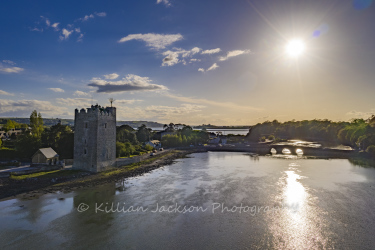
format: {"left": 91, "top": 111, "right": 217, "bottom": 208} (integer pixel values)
{"left": 246, "top": 116, "right": 375, "bottom": 156}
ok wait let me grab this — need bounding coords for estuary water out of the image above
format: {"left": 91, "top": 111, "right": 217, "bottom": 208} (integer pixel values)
{"left": 1, "top": 152, "right": 375, "bottom": 249}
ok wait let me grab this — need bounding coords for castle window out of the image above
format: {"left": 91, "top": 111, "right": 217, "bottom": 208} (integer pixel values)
{"left": 84, "top": 148, "right": 87, "bottom": 154}
{"left": 84, "top": 139, "right": 87, "bottom": 144}
{"left": 84, "top": 122, "right": 88, "bottom": 129}
{"left": 105, "top": 123, "right": 107, "bottom": 128}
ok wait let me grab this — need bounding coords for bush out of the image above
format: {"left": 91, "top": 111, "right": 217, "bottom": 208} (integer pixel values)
{"left": 366, "top": 145, "right": 375, "bottom": 156}
{"left": 259, "top": 136, "right": 266, "bottom": 142}
{"left": 144, "top": 144, "right": 154, "bottom": 151}
{"left": 268, "top": 135, "right": 275, "bottom": 140}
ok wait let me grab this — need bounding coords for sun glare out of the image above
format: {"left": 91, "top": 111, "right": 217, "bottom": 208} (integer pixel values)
{"left": 285, "top": 39, "right": 305, "bottom": 58}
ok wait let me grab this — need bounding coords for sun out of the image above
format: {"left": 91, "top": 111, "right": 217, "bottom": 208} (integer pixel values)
{"left": 285, "top": 39, "right": 305, "bottom": 58}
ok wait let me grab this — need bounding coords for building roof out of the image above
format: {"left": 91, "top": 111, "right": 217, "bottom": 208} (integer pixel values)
{"left": 149, "top": 140, "right": 160, "bottom": 144}
{"left": 37, "top": 148, "right": 59, "bottom": 158}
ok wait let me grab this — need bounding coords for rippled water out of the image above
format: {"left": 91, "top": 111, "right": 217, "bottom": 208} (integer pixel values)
{"left": 1, "top": 152, "right": 375, "bottom": 249}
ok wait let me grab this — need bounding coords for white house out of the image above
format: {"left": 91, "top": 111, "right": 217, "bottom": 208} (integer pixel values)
{"left": 146, "top": 140, "right": 162, "bottom": 149}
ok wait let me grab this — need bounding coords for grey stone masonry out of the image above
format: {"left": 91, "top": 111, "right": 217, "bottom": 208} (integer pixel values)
{"left": 73, "top": 104, "right": 116, "bottom": 172}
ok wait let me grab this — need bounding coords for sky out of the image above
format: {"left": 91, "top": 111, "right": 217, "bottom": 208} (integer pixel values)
{"left": 1, "top": 0, "right": 375, "bottom": 125}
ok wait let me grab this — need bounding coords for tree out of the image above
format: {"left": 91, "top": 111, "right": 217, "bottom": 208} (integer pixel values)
{"left": 136, "top": 124, "right": 151, "bottom": 143}
{"left": 41, "top": 124, "right": 74, "bottom": 159}
{"left": 117, "top": 125, "right": 138, "bottom": 144}
{"left": 181, "top": 125, "right": 193, "bottom": 137}
{"left": 30, "top": 110, "right": 44, "bottom": 138}
{"left": 15, "top": 134, "right": 41, "bottom": 159}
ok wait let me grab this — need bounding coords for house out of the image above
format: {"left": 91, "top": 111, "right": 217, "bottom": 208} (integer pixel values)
{"left": 146, "top": 140, "right": 161, "bottom": 149}
{"left": 208, "top": 135, "right": 227, "bottom": 145}
{"left": 6, "top": 128, "right": 23, "bottom": 138}
{"left": 32, "top": 148, "right": 59, "bottom": 165}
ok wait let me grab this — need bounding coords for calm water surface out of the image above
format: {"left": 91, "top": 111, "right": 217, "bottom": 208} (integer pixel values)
{"left": 1, "top": 152, "right": 375, "bottom": 249}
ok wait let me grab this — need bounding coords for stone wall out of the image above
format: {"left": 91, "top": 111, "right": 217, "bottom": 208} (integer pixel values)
{"left": 115, "top": 154, "right": 150, "bottom": 167}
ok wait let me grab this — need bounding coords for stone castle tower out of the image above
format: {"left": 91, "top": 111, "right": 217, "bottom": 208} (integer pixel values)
{"left": 73, "top": 104, "right": 116, "bottom": 172}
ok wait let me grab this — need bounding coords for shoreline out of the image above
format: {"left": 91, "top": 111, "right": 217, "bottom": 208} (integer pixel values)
{"left": 0, "top": 150, "right": 194, "bottom": 201}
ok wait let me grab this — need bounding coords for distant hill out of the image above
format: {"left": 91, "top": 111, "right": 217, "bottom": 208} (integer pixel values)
{"left": 0, "top": 118, "right": 165, "bottom": 129}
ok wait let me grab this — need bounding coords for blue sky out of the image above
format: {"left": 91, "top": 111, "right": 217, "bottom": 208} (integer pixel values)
{"left": 1, "top": 0, "right": 375, "bottom": 125}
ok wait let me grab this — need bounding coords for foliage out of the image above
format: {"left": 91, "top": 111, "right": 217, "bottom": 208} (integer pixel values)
{"left": 41, "top": 123, "right": 74, "bottom": 159}
{"left": 0, "top": 148, "right": 17, "bottom": 159}
{"left": 1, "top": 119, "right": 27, "bottom": 132}
{"left": 116, "top": 141, "right": 136, "bottom": 157}
{"left": 15, "top": 134, "right": 41, "bottom": 159}
{"left": 117, "top": 125, "right": 138, "bottom": 144}
{"left": 136, "top": 124, "right": 151, "bottom": 143}
{"left": 144, "top": 144, "right": 154, "bottom": 151}
{"left": 366, "top": 145, "right": 375, "bottom": 156}
{"left": 30, "top": 110, "right": 44, "bottom": 138}
{"left": 268, "top": 135, "right": 275, "bottom": 140}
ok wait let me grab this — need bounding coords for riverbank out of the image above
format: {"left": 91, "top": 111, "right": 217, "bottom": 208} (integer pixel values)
{"left": 0, "top": 150, "right": 193, "bottom": 200}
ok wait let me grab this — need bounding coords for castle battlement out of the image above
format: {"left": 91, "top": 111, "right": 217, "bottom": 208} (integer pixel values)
{"left": 75, "top": 104, "right": 116, "bottom": 117}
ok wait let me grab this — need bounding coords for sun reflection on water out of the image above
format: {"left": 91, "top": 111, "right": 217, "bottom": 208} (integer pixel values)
{"left": 268, "top": 162, "right": 328, "bottom": 248}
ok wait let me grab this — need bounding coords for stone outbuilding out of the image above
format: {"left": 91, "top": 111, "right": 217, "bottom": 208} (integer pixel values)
{"left": 32, "top": 147, "right": 59, "bottom": 165}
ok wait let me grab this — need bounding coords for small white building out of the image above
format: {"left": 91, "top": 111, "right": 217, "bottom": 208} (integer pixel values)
{"left": 146, "top": 140, "right": 162, "bottom": 149}
{"left": 32, "top": 148, "right": 59, "bottom": 165}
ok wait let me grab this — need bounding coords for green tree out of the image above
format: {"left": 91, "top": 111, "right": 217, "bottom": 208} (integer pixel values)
{"left": 15, "top": 134, "right": 41, "bottom": 159}
{"left": 30, "top": 110, "right": 44, "bottom": 138}
{"left": 117, "top": 125, "right": 138, "bottom": 144}
{"left": 181, "top": 125, "right": 193, "bottom": 137}
{"left": 136, "top": 124, "right": 151, "bottom": 142}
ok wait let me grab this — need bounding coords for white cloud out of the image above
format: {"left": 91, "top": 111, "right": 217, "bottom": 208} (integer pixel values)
{"left": 118, "top": 33, "right": 183, "bottom": 50}
{"left": 346, "top": 110, "right": 375, "bottom": 119}
{"left": 207, "top": 63, "right": 219, "bottom": 71}
{"left": 45, "top": 19, "right": 51, "bottom": 27}
{"left": 80, "top": 14, "right": 94, "bottom": 22}
{"left": 162, "top": 47, "right": 201, "bottom": 66}
{"left": 145, "top": 104, "right": 205, "bottom": 116}
{"left": 219, "top": 49, "right": 251, "bottom": 61}
{"left": 156, "top": 0, "right": 171, "bottom": 6}
{"left": 59, "top": 29, "right": 73, "bottom": 40}
{"left": 198, "top": 68, "right": 205, "bottom": 72}
{"left": 77, "top": 12, "right": 107, "bottom": 22}
{"left": 104, "top": 73, "right": 119, "bottom": 80}
{"left": 51, "top": 22, "right": 60, "bottom": 31}
{"left": 77, "top": 33, "right": 84, "bottom": 42}
{"left": 75, "top": 28, "right": 81, "bottom": 33}
{"left": 0, "top": 66, "right": 24, "bottom": 73}
{"left": 116, "top": 99, "right": 143, "bottom": 105}
{"left": 190, "top": 58, "right": 201, "bottom": 62}
{"left": 56, "top": 98, "right": 92, "bottom": 107}
{"left": 164, "top": 93, "right": 262, "bottom": 112}
{"left": 0, "top": 99, "right": 68, "bottom": 117}
{"left": 95, "top": 12, "right": 107, "bottom": 17}
{"left": 2, "top": 60, "right": 16, "bottom": 65}
{"left": 73, "top": 90, "right": 91, "bottom": 97}
{"left": 88, "top": 74, "right": 168, "bottom": 93}
{"left": 162, "top": 50, "right": 180, "bottom": 66}
{"left": 201, "top": 48, "right": 221, "bottom": 54}
{"left": 48, "top": 88, "right": 65, "bottom": 93}
{"left": 0, "top": 90, "right": 14, "bottom": 96}
{"left": 31, "top": 27, "right": 43, "bottom": 32}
